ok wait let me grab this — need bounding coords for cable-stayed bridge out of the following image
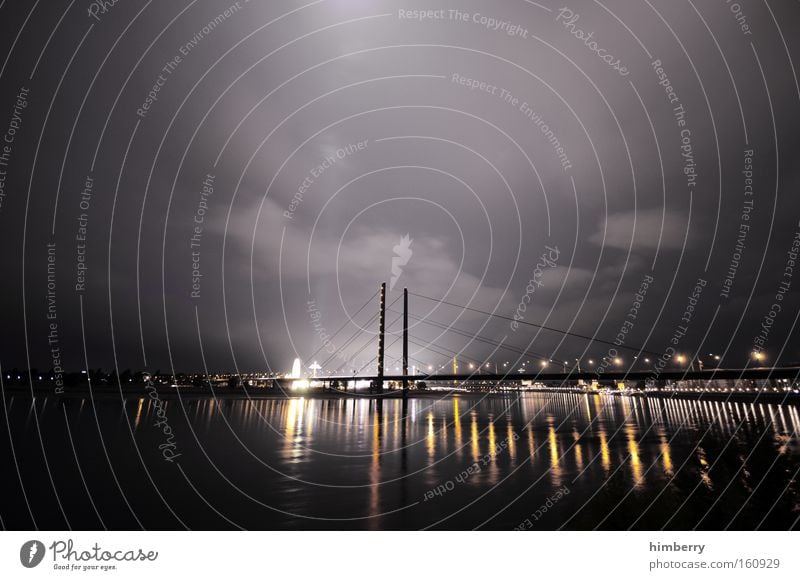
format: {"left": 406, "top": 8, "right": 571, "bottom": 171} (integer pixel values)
{"left": 278, "top": 284, "right": 800, "bottom": 395}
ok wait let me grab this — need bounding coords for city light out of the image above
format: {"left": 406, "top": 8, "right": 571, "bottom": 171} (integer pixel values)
{"left": 291, "top": 379, "right": 309, "bottom": 390}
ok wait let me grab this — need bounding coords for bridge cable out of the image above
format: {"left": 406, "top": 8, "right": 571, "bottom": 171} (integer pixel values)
{"left": 389, "top": 308, "right": 553, "bottom": 362}
{"left": 409, "top": 291, "right": 660, "bottom": 357}
{"left": 302, "top": 288, "right": 380, "bottom": 364}
{"left": 325, "top": 307, "right": 403, "bottom": 372}
{"left": 317, "top": 294, "right": 402, "bottom": 370}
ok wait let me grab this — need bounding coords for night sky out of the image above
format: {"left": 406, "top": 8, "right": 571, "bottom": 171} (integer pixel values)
{"left": 1, "top": 0, "right": 799, "bottom": 376}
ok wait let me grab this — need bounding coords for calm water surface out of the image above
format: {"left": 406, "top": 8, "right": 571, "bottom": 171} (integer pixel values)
{"left": 2, "top": 392, "right": 799, "bottom": 529}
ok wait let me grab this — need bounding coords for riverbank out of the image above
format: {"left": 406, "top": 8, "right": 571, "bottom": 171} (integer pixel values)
{"left": 3, "top": 384, "right": 799, "bottom": 405}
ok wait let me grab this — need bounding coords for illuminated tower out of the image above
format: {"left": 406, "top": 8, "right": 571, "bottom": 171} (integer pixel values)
{"left": 290, "top": 358, "right": 302, "bottom": 379}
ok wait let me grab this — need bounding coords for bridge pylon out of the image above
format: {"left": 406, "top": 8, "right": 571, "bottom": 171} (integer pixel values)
{"left": 376, "top": 282, "right": 386, "bottom": 393}
{"left": 402, "top": 287, "right": 408, "bottom": 398}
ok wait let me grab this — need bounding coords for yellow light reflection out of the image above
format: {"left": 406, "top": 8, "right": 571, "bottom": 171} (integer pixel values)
{"left": 369, "top": 408, "right": 381, "bottom": 530}
{"left": 697, "top": 448, "right": 713, "bottom": 489}
{"left": 306, "top": 399, "right": 315, "bottom": 439}
{"left": 625, "top": 424, "right": 642, "bottom": 486}
{"left": 295, "top": 398, "right": 305, "bottom": 435}
{"left": 427, "top": 411, "right": 435, "bottom": 458}
{"left": 599, "top": 430, "right": 611, "bottom": 473}
{"left": 488, "top": 419, "right": 497, "bottom": 460}
{"left": 470, "top": 413, "right": 480, "bottom": 462}
{"left": 283, "top": 398, "right": 305, "bottom": 462}
{"left": 528, "top": 428, "right": 535, "bottom": 460}
{"left": 660, "top": 435, "right": 673, "bottom": 474}
{"left": 507, "top": 423, "right": 517, "bottom": 463}
{"left": 548, "top": 425, "right": 562, "bottom": 486}
{"left": 285, "top": 398, "right": 298, "bottom": 441}
{"left": 572, "top": 430, "right": 583, "bottom": 469}
{"left": 548, "top": 426, "right": 559, "bottom": 468}
{"left": 133, "top": 398, "right": 144, "bottom": 430}
{"left": 453, "top": 399, "right": 463, "bottom": 455}
{"left": 373, "top": 410, "right": 380, "bottom": 462}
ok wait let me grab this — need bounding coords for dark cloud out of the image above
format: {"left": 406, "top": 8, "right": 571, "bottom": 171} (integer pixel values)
{"left": 1, "top": 0, "right": 799, "bottom": 376}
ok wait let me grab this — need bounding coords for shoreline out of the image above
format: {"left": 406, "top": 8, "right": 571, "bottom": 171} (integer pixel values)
{"left": 3, "top": 385, "right": 799, "bottom": 406}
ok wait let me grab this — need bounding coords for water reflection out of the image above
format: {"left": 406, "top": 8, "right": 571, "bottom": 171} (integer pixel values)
{"left": 659, "top": 433, "right": 674, "bottom": 475}
{"left": 470, "top": 412, "right": 480, "bottom": 462}
{"left": 572, "top": 430, "right": 583, "bottom": 470}
{"left": 8, "top": 391, "right": 798, "bottom": 530}
{"left": 426, "top": 411, "right": 435, "bottom": 458}
{"left": 507, "top": 423, "right": 518, "bottom": 467}
{"left": 599, "top": 430, "right": 611, "bottom": 474}
{"left": 453, "top": 399, "right": 463, "bottom": 456}
{"left": 625, "top": 423, "right": 643, "bottom": 487}
{"left": 126, "top": 395, "right": 800, "bottom": 488}
{"left": 548, "top": 422, "right": 562, "bottom": 487}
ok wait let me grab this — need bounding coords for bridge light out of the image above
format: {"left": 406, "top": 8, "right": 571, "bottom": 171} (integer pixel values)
{"left": 540, "top": 361, "right": 548, "bottom": 367}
